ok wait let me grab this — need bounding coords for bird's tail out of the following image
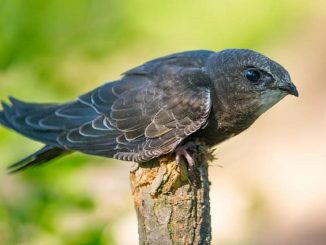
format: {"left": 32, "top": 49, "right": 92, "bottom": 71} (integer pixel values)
{"left": 7, "top": 145, "right": 70, "bottom": 173}
{"left": 0, "top": 107, "right": 12, "bottom": 129}
{"left": 0, "top": 100, "right": 70, "bottom": 173}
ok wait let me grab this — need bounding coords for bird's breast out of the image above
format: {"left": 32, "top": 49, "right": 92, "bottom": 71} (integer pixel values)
{"left": 192, "top": 108, "right": 258, "bottom": 147}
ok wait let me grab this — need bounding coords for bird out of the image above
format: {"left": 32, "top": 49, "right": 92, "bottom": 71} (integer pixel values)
{"left": 0, "top": 49, "right": 298, "bottom": 173}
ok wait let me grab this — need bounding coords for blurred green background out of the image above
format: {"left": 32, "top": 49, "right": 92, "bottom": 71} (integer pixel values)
{"left": 0, "top": 0, "right": 325, "bottom": 244}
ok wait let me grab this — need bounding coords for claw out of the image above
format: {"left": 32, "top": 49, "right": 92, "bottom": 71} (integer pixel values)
{"left": 175, "top": 142, "right": 197, "bottom": 169}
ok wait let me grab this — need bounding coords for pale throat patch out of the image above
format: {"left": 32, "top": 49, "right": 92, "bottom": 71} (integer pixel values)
{"left": 255, "top": 90, "right": 287, "bottom": 116}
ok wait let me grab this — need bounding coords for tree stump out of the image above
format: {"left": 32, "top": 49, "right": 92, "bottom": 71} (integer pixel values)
{"left": 129, "top": 144, "right": 212, "bottom": 244}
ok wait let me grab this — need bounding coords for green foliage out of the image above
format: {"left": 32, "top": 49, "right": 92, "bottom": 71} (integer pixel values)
{"left": 0, "top": 0, "right": 311, "bottom": 244}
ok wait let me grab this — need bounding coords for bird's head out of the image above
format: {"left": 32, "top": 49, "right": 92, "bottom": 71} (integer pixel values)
{"left": 207, "top": 49, "right": 298, "bottom": 121}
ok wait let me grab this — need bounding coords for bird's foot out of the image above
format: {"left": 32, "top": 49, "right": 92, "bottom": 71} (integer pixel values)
{"left": 175, "top": 142, "right": 198, "bottom": 169}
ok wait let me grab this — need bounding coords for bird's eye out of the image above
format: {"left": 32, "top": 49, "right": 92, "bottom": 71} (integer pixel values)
{"left": 244, "top": 68, "right": 261, "bottom": 83}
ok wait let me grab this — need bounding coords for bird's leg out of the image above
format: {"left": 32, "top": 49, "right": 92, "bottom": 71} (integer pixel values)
{"left": 175, "top": 141, "right": 198, "bottom": 169}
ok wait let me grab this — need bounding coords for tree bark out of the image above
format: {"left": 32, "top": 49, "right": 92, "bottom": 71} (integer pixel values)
{"left": 129, "top": 144, "right": 212, "bottom": 245}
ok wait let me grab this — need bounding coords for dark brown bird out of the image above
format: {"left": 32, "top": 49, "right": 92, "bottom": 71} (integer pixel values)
{"left": 0, "top": 49, "right": 298, "bottom": 172}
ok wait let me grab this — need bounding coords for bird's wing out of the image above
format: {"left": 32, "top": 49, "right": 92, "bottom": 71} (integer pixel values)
{"left": 61, "top": 60, "right": 212, "bottom": 161}
{"left": 1, "top": 50, "right": 213, "bottom": 162}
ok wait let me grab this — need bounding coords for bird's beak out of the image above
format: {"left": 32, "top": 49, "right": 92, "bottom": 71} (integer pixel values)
{"left": 278, "top": 81, "right": 299, "bottom": 97}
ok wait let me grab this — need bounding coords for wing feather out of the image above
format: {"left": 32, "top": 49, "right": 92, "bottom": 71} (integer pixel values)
{"left": 1, "top": 50, "right": 214, "bottom": 163}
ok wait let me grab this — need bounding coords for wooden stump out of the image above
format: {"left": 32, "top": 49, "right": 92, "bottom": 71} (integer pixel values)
{"left": 130, "top": 145, "right": 212, "bottom": 245}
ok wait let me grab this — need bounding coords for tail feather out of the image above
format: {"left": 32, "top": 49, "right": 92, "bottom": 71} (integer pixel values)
{"left": 0, "top": 97, "right": 63, "bottom": 145}
{"left": 7, "top": 145, "right": 69, "bottom": 174}
{"left": 0, "top": 97, "right": 79, "bottom": 173}
{"left": 0, "top": 106, "right": 11, "bottom": 129}
{"left": 0, "top": 101, "right": 15, "bottom": 129}
{"left": 8, "top": 96, "right": 58, "bottom": 112}
{"left": 1, "top": 100, "right": 71, "bottom": 173}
